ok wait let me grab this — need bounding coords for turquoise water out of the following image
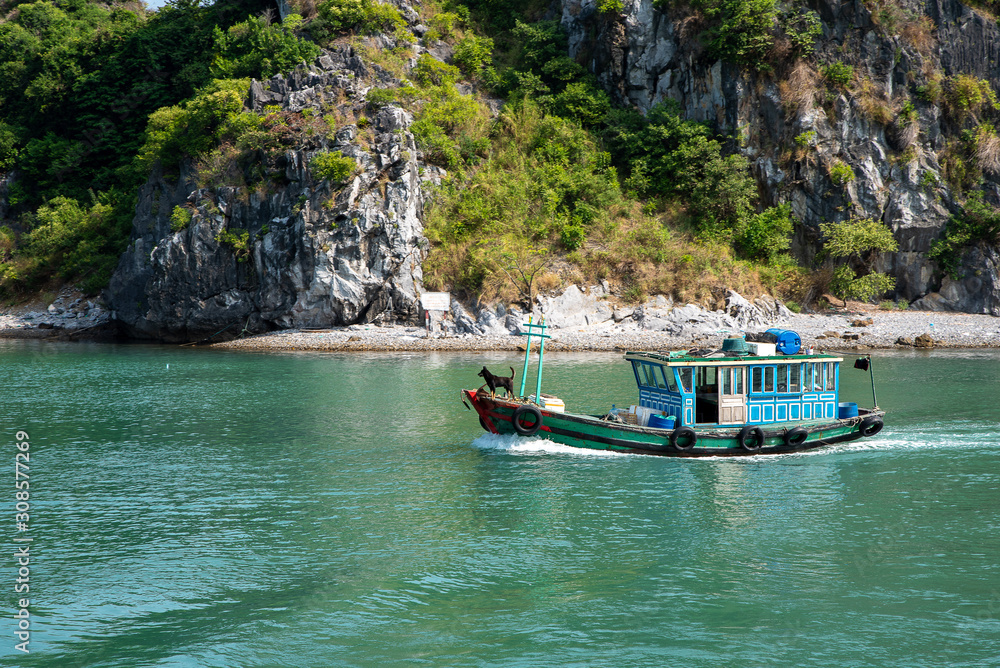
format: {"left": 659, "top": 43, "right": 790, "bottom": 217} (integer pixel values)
{"left": 2, "top": 341, "right": 999, "bottom": 667}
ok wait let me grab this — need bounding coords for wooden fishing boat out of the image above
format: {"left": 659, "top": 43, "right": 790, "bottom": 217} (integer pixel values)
{"left": 462, "top": 321, "right": 885, "bottom": 457}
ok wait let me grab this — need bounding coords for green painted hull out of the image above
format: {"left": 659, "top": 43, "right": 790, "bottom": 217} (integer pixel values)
{"left": 464, "top": 390, "right": 885, "bottom": 457}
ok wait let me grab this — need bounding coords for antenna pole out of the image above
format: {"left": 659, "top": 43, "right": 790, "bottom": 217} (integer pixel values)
{"left": 518, "top": 314, "right": 533, "bottom": 398}
{"left": 868, "top": 355, "right": 878, "bottom": 409}
{"left": 534, "top": 317, "right": 546, "bottom": 405}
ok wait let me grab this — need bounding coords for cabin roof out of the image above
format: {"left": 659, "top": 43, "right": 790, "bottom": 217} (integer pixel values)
{"left": 624, "top": 350, "right": 845, "bottom": 366}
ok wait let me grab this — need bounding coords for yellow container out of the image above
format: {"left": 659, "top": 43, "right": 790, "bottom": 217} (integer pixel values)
{"left": 528, "top": 394, "right": 566, "bottom": 413}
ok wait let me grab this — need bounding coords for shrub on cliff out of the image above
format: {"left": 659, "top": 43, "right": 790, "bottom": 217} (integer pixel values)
{"left": 311, "top": 0, "right": 406, "bottom": 41}
{"left": 819, "top": 217, "right": 898, "bottom": 302}
{"left": 135, "top": 79, "right": 259, "bottom": 173}
{"left": 0, "top": 192, "right": 133, "bottom": 296}
{"left": 606, "top": 102, "right": 759, "bottom": 243}
{"left": 211, "top": 14, "right": 321, "bottom": 79}
{"left": 700, "top": 0, "right": 777, "bottom": 66}
{"left": 310, "top": 151, "right": 356, "bottom": 184}
{"left": 453, "top": 33, "right": 494, "bottom": 75}
{"left": 929, "top": 192, "right": 1000, "bottom": 278}
{"left": 737, "top": 204, "right": 794, "bottom": 264}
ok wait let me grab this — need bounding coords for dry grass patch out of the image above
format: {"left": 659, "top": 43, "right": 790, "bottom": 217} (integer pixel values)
{"left": 974, "top": 126, "right": 1000, "bottom": 175}
{"left": 855, "top": 77, "right": 893, "bottom": 126}
{"left": 779, "top": 61, "right": 821, "bottom": 118}
{"left": 900, "top": 14, "right": 936, "bottom": 55}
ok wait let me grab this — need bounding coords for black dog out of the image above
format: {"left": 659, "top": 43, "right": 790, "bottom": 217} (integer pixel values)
{"left": 478, "top": 366, "right": 515, "bottom": 398}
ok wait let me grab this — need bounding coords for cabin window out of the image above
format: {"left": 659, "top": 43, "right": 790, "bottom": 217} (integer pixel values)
{"left": 751, "top": 366, "right": 775, "bottom": 393}
{"left": 789, "top": 364, "right": 801, "bottom": 392}
{"left": 776, "top": 364, "right": 788, "bottom": 392}
{"left": 662, "top": 367, "right": 679, "bottom": 392}
{"left": 647, "top": 364, "right": 668, "bottom": 390}
{"left": 677, "top": 368, "right": 693, "bottom": 393}
{"left": 824, "top": 362, "right": 836, "bottom": 391}
{"left": 696, "top": 366, "right": 717, "bottom": 393}
{"left": 632, "top": 361, "right": 650, "bottom": 386}
{"left": 720, "top": 367, "right": 743, "bottom": 396}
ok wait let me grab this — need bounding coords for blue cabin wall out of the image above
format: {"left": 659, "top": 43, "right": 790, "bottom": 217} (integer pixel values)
{"left": 631, "top": 361, "right": 686, "bottom": 423}
{"left": 746, "top": 361, "right": 839, "bottom": 424}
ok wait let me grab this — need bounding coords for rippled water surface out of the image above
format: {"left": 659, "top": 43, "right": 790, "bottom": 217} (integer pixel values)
{"left": 2, "top": 341, "right": 999, "bottom": 667}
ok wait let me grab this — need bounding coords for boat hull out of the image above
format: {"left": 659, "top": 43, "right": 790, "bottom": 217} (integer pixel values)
{"left": 463, "top": 390, "right": 885, "bottom": 457}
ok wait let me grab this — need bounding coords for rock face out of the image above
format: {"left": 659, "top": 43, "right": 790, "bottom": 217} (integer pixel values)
{"left": 911, "top": 244, "right": 1000, "bottom": 314}
{"left": 560, "top": 0, "right": 1000, "bottom": 314}
{"left": 106, "top": 46, "right": 427, "bottom": 341}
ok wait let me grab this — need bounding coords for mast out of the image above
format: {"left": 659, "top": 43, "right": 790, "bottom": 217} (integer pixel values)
{"left": 516, "top": 316, "right": 550, "bottom": 404}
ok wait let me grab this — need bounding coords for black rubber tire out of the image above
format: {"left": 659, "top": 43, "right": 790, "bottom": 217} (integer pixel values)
{"left": 670, "top": 426, "right": 698, "bottom": 452}
{"left": 860, "top": 416, "right": 884, "bottom": 437}
{"left": 738, "top": 425, "right": 765, "bottom": 452}
{"left": 784, "top": 426, "right": 809, "bottom": 447}
{"left": 512, "top": 405, "right": 543, "bottom": 436}
{"left": 479, "top": 415, "right": 492, "bottom": 433}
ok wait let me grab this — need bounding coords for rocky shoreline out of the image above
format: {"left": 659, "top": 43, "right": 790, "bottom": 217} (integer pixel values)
{"left": 202, "top": 308, "right": 1000, "bottom": 353}
{"left": 3, "top": 287, "right": 1000, "bottom": 352}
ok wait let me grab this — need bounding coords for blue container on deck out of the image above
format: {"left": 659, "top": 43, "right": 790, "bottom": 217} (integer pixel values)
{"left": 764, "top": 328, "right": 802, "bottom": 355}
{"left": 648, "top": 414, "right": 676, "bottom": 429}
{"left": 838, "top": 402, "right": 859, "bottom": 419}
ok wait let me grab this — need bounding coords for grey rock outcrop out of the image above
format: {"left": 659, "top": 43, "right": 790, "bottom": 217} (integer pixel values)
{"left": 911, "top": 244, "right": 1000, "bottom": 314}
{"left": 526, "top": 284, "right": 788, "bottom": 338}
{"left": 106, "top": 47, "right": 427, "bottom": 341}
{"left": 560, "top": 0, "right": 1000, "bottom": 314}
{"left": 537, "top": 284, "right": 613, "bottom": 328}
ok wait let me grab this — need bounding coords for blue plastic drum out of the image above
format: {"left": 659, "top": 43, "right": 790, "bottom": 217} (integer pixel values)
{"left": 648, "top": 414, "right": 676, "bottom": 430}
{"left": 838, "top": 402, "right": 858, "bottom": 418}
{"left": 765, "top": 328, "right": 802, "bottom": 355}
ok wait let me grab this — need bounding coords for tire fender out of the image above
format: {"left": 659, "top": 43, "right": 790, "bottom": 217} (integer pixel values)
{"left": 738, "top": 425, "right": 765, "bottom": 452}
{"left": 512, "top": 405, "right": 543, "bottom": 436}
{"left": 670, "top": 426, "right": 698, "bottom": 452}
{"left": 860, "top": 416, "right": 884, "bottom": 437}
{"left": 784, "top": 426, "right": 809, "bottom": 447}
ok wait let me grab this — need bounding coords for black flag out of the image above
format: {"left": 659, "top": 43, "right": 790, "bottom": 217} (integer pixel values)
{"left": 854, "top": 357, "right": 870, "bottom": 371}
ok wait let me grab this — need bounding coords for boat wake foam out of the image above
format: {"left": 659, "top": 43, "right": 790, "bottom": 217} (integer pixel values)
{"left": 471, "top": 433, "right": 632, "bottom": 458}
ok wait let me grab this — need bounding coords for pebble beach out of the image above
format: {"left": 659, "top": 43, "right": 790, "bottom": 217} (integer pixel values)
{"left": 207, "top": 308, "right": 1000, "bottom": 353}
{"left": 3, "top": 290, "right": 1000, "bottom": 352}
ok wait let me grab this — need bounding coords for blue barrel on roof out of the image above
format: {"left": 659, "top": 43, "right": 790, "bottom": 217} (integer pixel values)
{"left": 764, "top": 328, "right": 802, "bottom": 355}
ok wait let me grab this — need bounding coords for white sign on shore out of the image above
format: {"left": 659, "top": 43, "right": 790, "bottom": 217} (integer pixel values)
{"left": 420, "top": 292, "right": 451, "bottom": 312}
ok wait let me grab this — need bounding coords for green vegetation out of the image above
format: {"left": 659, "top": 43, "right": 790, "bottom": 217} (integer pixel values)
{"left": 822, "top": 61, "right": 854, "bottom": 88}
{"left": 411, "top": 7, "right": 803, "bottom": 306}
{"left": 929, "top": 192, "right": 1000, "bottom": 278}
{"left": 217, "top": 227, "right": 251, "bottom": 262}
{"left": 311, "top": 0, "right": 407, "bottom": 41}
{"left": 135, "top": 79, "right": 259, "bottom": 174}
{"left": 310, "top": 151, "right": 357, "bottom": 183}
{"left": 794, "top": 131, "right": 816, "bottom": 147}
{"left": 170, "top": 206, "right": 193, "bottom": 233}
{"left": 819, "top": 217, "right": 898, "bottom": 302}
{"left": 212, "top": 14, "right": 321, "bottom": 79}
{"left": 828, "top": 159, "right": 855, "bottom": 186}
{"left": 0, "top": 0, "right": 913, "bottom": 312}
{"left": 0, "top": 0, "right": 298, "bottom": 296}
{"left": 943, "top": 74, "right": 999, "bottom": 123}
{"left": 645, "top": 0, "right": 818, "bottom": 69}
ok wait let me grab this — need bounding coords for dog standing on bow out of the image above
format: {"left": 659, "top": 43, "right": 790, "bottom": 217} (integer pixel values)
{"left": 478, "top": 366, "right": 516, "bottom": 398}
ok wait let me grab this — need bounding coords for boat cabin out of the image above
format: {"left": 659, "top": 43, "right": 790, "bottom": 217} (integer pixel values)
{"left": 624, "top": 350, "right": 845, "bottom": 428}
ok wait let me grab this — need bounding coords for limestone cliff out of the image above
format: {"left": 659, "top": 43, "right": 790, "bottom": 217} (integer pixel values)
{"left": 561, "top": 0, "right": 1000, "bottom": 314}
{"left": 105, "top": 46, "right": 429, "bottom": 341}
